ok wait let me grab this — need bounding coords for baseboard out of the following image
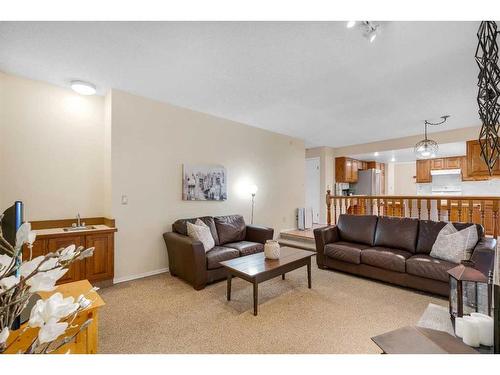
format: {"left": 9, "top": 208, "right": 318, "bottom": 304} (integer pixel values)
{"left": 113, "top": 267, "right": 169, "bottom": 284}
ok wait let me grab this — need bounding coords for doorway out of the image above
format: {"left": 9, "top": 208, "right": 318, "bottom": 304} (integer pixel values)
{"left": 305, "top": 157, "right": 320, "bottom": 224}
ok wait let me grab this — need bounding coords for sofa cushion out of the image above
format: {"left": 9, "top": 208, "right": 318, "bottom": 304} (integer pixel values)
{"left": 336, "top": 214, "right": 378, "bottom": 246}
{"left": 214, "top": 215, "right": 246, "bottom": 245}
{"left": 416, "top": 220, "right": 483, "bottom": 254}
{"left": 325, "top": 241, "right": 370, "bottom": 264}
{"left": 224, "top": 241, "right": 263, "bottom": 256}
{"left": 374, "top": 217, "right": 419, "bottom": 253}
{"left": 361, "top": 247, "right": 412, "bottom": 273}
{"left": 206, "top": 246, "right": 240, "bottom": 270}
{"left": 406, "top": 254, "right": 457, "bottom": 282}
{"left": 173, "top": 216, "right": 220, "bottom": 245}
{"left": 186, "top": 220, "right": 215, "bottom": 252}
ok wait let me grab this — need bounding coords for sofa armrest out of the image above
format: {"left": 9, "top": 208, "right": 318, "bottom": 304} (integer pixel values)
{"left": 163, "top": 232, "right": 207, "bottom": 290}
{"left": 471, "top": 237, "right": 497, "bottom": 277}
{"left": 313, "top": 226, "right": 339, "bottom": 268}
{"left": 245, "top": 225, "right": 274, "bottom": 244}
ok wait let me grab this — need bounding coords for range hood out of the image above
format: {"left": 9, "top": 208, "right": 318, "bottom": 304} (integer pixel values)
{"left": 430, "top": 168, "right": 461, "bottom": 176}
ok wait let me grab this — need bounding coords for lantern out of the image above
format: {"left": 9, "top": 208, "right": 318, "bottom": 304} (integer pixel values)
{"left": 448, "top": 260, "right": 493, "bottom": 320}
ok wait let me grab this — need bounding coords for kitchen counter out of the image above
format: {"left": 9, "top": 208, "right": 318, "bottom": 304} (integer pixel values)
{"left": 34, "top": 224, "right": 117, "bottom": 239}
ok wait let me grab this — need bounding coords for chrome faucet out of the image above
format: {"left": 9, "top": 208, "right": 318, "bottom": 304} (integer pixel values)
{"left": 76, "top": 213, "right": 81, "bottom": 227}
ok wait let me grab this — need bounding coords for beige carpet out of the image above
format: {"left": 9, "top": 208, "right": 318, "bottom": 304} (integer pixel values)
{"left": 98, "top": 262, "right": 446, "bottom": 353}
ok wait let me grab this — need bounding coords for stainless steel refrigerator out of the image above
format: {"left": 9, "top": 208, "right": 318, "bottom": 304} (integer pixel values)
{"left": 353, "top": 169, "right": 381, "bottom": 196}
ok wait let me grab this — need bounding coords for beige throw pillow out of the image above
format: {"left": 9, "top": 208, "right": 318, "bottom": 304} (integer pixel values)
{"left": 430, "top": 223, "right": 478, "bottom": 264}
{"left": 187, "top": 219, "right": 215, "bottom": 252}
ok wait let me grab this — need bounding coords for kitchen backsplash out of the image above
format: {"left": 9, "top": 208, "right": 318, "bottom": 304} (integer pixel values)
{"left": 417, "top": 177, "right": 500, "bottom": 196}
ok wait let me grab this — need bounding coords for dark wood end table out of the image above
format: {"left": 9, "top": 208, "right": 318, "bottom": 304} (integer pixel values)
{"left": 220, "top": 247, "right": 314, "bottom": 316}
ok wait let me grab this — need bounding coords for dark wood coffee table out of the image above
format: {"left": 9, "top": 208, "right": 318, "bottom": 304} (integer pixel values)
{"left": 220, "top": 247, "right": 314, "bottom": 316}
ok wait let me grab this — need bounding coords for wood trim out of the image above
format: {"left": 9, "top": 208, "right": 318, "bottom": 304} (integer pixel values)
{"left": 30, "top": 217, "right": 115, "bottom": 230}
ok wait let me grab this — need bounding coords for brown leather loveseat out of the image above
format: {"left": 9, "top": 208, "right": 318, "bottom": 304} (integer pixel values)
{"left": 314, "top": 214, "right": 496, "bottom": 296}
{"left": 163, "top": 214, "right": 274, "bottom": 290}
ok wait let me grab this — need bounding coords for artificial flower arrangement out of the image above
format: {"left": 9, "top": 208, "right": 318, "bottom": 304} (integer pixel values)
{"left": 0, "top": 215, "right": 95, "bottom": 354}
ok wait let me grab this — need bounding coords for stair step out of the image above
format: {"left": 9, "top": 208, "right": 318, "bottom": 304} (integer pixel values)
{"left": 278, "top": 238, "right": 316, "bottom": 252}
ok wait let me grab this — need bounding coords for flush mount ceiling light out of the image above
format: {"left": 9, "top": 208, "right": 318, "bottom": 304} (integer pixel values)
{"left": 374, "top": 151, "right": 380, "bottom": 156}
{"left": 70, "top": 80, "right": 96, "bottom": 95}
{"left": 475, "top": 21, "right": 500, "bottom": 175}
{"left": 414, "top": 116, "right": 449, "bottom": 159}
{"left": 347, "top": 21, "right": 380, "bottom": 43}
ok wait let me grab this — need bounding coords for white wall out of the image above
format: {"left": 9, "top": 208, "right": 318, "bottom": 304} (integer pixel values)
{"left": 0, "top": 72, "right": 105, "bottom": 220}
{"left": 393, "top": 162, "right": 417, "bottom": 195}
{"left": 110, "top": 89, "right": 305, "bottom": 280}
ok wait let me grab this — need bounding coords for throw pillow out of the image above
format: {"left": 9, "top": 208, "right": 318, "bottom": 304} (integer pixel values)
{"left": 430, "top": 223, "right": 478, "bottom": 264}
{"left": 187, "top": 220, "right": 215, "bottom": 252}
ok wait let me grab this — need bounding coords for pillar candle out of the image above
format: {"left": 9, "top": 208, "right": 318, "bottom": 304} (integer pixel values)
{"left": 454, "top": 317, "right": 464, "bottom": 338}
{"left": 470, "top": 313, "right": 494, "bottom": 347}
{"left": 462, "top": 316, "right": 480, "bottom": 347}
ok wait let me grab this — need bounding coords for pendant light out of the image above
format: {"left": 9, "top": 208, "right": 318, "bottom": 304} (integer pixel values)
{"left": 414, "top": 116, "right": 449, "bottom": 159}
{"left": 475, "top": 21, "right": 500, "bottom": 175}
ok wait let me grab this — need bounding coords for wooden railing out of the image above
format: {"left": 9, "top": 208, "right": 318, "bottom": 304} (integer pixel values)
{"left": 326, "top": 190, "right": 500, "bottom": 238}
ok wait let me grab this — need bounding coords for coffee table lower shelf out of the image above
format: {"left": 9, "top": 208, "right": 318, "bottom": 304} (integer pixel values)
{"left": 220, "top": 247, "right": 314, "bottom": 316}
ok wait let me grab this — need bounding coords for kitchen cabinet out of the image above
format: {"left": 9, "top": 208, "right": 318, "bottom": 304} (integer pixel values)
{"left": 336, "top": 157, "right": 358, "bottom": 183}
{"left": 466, "top": 140, "right": 500, "bottom": 177}
{"left": 416, "top": 159, "right": 432, "bottom": 183}
{"left": 431, "top": 158, "right": 445, "bottom": 170}
{"left": 445, "top": 157, "right": 461, "bottom": 169}
{"left": 23, "top": 220, "right": 117, "bottom": 287}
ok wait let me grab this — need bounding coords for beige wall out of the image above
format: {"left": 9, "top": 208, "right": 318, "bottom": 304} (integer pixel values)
{"left": 110, "top": 90, "right": 305, "bottom": 280}
{"left": 305, "top": 147, "right": 334, "bottom": 224}
{"left": 393, "top": 162, "right": 417, "bottom": 195}
{"left": 0, "top": 72, "right": 105, "bottom": 220}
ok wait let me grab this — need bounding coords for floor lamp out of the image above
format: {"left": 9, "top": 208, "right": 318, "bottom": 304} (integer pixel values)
{"left": 249, "top": 184, "right": 258, "bottom": 224}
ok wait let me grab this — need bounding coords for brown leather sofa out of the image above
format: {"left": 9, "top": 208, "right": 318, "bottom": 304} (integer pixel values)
{"left": 314, "top": 214, "right": 496, "bottom": 296}
{"left": 163, "top": 214, "right": 274, "bottom": 290}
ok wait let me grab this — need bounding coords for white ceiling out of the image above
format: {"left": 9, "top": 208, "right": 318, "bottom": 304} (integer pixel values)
{"left": 0, "top": 21, "right": 482, "bottom": 147}
{"left": 350, "top": 141, "right": 467, "bottom": 163}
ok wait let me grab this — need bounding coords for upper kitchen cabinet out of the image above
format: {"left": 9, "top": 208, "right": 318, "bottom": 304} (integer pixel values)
{"left": 416, "top": 159, "right": 431, "bottom": 183}
{"left": 431, "top": 158, "right": 445, "bottom": 170}
{"left": 335, "top": 157, "right": 358, "bottom": 183}
{"left": 466, "top": 140, "right": 500, "bottom": 177}
{"left": 445, "top": 156, "right": 461, "bottom": 169}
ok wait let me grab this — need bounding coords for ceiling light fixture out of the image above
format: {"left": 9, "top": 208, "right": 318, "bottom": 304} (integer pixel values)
{"left": 391, "top": 156, "right": 396, "bottom": 162}
{"left": 414, "top": 115, "right": 449, "bottom": 159}
{"left": 374, "top": 152, "right": 380, "bottom": 156}
{"left": 70, "top": 80, "right": 96, "bottom": 95}
{"left": 475, "top": 21, "right": 500, "bottom": 175}
{"left": 346, "top": 21, "right": 381, "bottom": 43}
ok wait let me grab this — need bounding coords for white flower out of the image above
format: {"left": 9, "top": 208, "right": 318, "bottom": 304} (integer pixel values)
{"left": 19, "top": 256, "right": 44, "bottom": 277}
{"left": 15, "top": 222, "right": 33, "bottom": 249}
{"left": 76, "top": 294, "right": 91, "bottom": 309}
{"left": 77, "top": 247, "right": 94, "bottom": 260}
{"left": 0, "top": 327, "right": 9, "bottom": 344}
{"left": 26, "top": 267, "right": 68, "bottom": 293}
{"left": 0, "top": 254, "right": 13, "bottom": 273}
{"left": 59, "top": 245, "right": 76, "bottom": 261}
{"left": 38, "top": 319, "right": 68, "bottom": 344}
{"left": 0, "top": 275, "right": 19, "bottom": 290}
{"left": 28, "top": 231, "right": 36, "bottom": 245}
{"left": 29, "top": 292, "right": 79, "bottom": 328}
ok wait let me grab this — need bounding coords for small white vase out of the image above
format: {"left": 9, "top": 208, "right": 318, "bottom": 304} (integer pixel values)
{"left": 264, "top": 240, "right": 280, "bottom": 259}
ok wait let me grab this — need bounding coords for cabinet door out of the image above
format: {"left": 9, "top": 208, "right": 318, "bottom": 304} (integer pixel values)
{"left": 345, "top": 158, "right": 352, "bottom": 182}
{"left": 47, "top": 236, "right": 84, "bottom": 284}
{"left": 351, "top": 159, "right": 358, "bottom": 182}
{"left": 335, "top": 157, "right": 347, "bottom": 183}
{"left": 85, "top": 233, "right": 114, "bottom": 282}
{"left": 445, "top": 157, "right": 461, "bottom": 169}
{"left": 431, "top": 158, "right": 444, "bottom": 169}
{"left": 22, "top": 239, "right": 47, "bottom": 262}
{"left": 467, "top": 140, "right": 500, "bottom": 176}
{"left": 416, "top": 160, "right": 431, "bottom": 183}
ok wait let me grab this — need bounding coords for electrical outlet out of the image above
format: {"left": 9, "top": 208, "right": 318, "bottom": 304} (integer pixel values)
{"left": 121, "top": 195, "right": 128, "bottom": 205}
